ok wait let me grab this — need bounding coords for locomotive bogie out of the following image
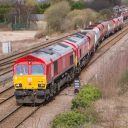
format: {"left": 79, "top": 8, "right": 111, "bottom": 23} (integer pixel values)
{"left": 15, "top": 90, "right": 46, "bottom": 104}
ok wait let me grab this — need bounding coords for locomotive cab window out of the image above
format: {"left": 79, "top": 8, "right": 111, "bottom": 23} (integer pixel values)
{"left": 32, "top": 65, "right": 44, "bottom": 75}
{"left": 70, "top": 55, "right": 74, "bottom": 65}
{"left": 54, "top": 61, "right": 58, "bottom": 74}
{"left": 16, "top": 65, "right": 28, "bottom": 75}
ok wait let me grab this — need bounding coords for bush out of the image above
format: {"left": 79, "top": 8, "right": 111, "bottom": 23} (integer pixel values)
{"left": 118, "top": 70, "right": 128, "bottom": 94}
{"left": 52, "top": 111, "right": 91, "bottom": 128}
{"left": 84, "top": 8, "right": 98, "bottom": 23}
{"left": 0, "top": 4, "right": 12, "bottom": 14}
{"left": 64, "top": 9, "right": 86, "bottom": 30}
{"left": 71, "top": 1, "right": 85, "bottom": 10}
{"left": 51, "top": 84, "right": 101, "bottom": 128}
{"left": 72, "top": 84, "right": 102, "bottom": 109}
{"left": 34, "top": 30, "right": 47, "bottom": 39}
{"left": 35, "top": 3, "right": 50, "bottom": 14}
{"left": 63, "top": 9, "right": 98, "bottom": 31}
{"left": 45, "top": 1, "right": 70, "bottom": 32}
{"left": 98, "top": 9, "right": 113, "bottom": 20}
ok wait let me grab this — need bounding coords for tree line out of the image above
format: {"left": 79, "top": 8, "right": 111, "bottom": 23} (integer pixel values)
{"left": 0, "top": 0, "right": 127, "bottom": 31}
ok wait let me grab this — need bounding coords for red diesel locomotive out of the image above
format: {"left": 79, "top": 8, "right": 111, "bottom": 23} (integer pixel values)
{"left": 13, "top": 15, "right": 125, "bottom": 104}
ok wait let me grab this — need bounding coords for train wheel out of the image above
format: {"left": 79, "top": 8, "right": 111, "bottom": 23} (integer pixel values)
{"left": 57, "top": 84, "right": 61, "bottom": 92}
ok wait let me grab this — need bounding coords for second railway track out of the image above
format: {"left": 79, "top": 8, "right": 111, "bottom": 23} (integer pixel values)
{"left": 0, "top": 86, "right": 14, "bottom": 105}
{"left": 0, "top": 105, "right": 40, "bottom": 128}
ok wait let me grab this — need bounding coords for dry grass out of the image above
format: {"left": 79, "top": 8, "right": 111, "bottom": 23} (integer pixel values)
{"left": 94, "top": 94, "right": 128, "bottom": 128}
{"left": 90, "top": 46, "right": 128, "bottom": 98}
{"left": 82, "top": 42, "right": 128, "bottom": 127}
{"left": 34, "top": 30, "right": 47, "bottom": 39}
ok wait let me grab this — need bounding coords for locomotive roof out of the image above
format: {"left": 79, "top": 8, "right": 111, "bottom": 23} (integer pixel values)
{"left": 81, "top": 27, "right": 99, "bottom": 34}
{"left": 79, "top": 31, "right": 88, "bottom": 35}
{"left": 88, "top": 25, "right": 97, "bottom": 28}
{"left": 65, "top": 33, "right": 88, "bottom": 46}
{"left": 31, "top": 42, "right": 73, "bottom": 63}
{"left": 48, "top": 42, "right": 72, "bottom": 54}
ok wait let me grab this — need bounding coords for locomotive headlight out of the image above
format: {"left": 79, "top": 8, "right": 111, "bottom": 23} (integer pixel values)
{"left": 38, "top": 84, "right": 45, "bottom": 87}
{"left": 15, "top": 84, "right": 22, "bottom": 87}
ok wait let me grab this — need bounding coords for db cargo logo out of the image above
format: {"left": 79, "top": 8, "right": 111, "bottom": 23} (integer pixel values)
{"left": 28, "top": 78, "right": 32, "bottom": 83}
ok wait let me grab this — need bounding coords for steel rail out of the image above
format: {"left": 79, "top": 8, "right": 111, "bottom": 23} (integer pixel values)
{"left": 0, "top": 105, "right": 22, "bottom": 123}
{"left": 14, "top": 105, "right": 42, "bottom": 128}
{"left": 0, "top": 86, "right": 13, "bottom": 95}
{"left": 0, "top": 85, "right": 14, "bottom": 105}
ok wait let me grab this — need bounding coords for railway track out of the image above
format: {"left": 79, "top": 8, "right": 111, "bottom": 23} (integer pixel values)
{"left": 0, "top": 22, "right": 128, "bottom": 128}
{"left": 0, "top": 85, "right": 40, "bottom": 128}
{"left": 0, "top": 85, "right": 72, "bottom": 128}
{"left": 0, "top": 86, "right": 14, "bottom": 105}
{"left": 0, "top": 105, "right": 41, "bottom": 128}
{"left": 0, "top": 85, "right": 41, "bottom": 128}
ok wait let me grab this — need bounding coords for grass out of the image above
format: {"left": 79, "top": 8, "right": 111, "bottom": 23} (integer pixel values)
{"left": 72, "top": 84, "right": 102, "bottom": 109}
{"left": 52, "top": 111, "right": 90, "bottom": 128}
{"left": 118, "top": 70, "right": 128, "bottom": 94}
{"left": 52, "top": 84, "right": 101, "bottom": 128}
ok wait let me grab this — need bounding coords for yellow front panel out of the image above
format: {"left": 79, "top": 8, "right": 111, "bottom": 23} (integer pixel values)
{"left": 75, "top": 56, "right": 78, "bottom": 65}
{"left": 13, "top": 75, "right": 47, "bottom": 90}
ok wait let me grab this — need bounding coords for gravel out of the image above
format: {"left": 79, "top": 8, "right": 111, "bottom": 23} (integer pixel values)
{"left": 18, "top": 87, "right": 74, "bottom": 128}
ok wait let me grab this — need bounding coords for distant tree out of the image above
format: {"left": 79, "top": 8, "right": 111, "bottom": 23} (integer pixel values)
{"left": 70, "top": 1, "right": 85, "bottom": 10}
{"left": 62, "top": 8, "right": 98, "bottom": 31}
{"left": 50, "top": 0, "right": 72, "bottom": 4}
{"left": 122, "top": 0, "right": 128, "bottom": 5}
{"left": 45, "top": 1, "right": 70, "bottom": 32}
{"left": 65, "top": 9, "right": 86, "bottom": 29}
{"left": 0, "top": 4, "right": 12, "bottom": 14}
{"left": 35, "top": 3, "right": 50, "bottom": 14}
{"left": 98, "top": 9, "right": 113, "bottom": 20}
{"left": 13, "top": 0, "right": 36, "bottom": 26}
{"left": 24, "top": 0, "right": 37, "bottom": 24}
{"left": 110, "top": 0, "right": 121, "bottom": 5}
{"left": 84, "top": 0, "right": 121, "bottom": 11}
{"left": 86, "top": 0, "right": 111, "bottom": 10}
{"left": 0, "top": 4, "right": 12, "bottom": 22}
{"left": 85, "top": 8, "right": 98, "bottom": 22}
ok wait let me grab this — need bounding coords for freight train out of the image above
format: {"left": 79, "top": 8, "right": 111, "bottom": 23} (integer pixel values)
{"left": 13, "top": 15, "right": 126, "bottom": 105}
{"left": 113, "top": 5, "right": 128, "bottom": 20}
